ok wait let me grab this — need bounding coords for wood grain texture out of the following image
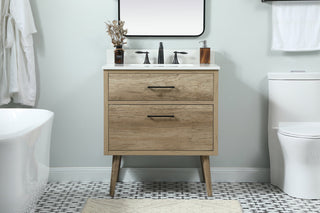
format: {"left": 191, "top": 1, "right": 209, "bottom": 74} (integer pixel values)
{"left": 116, "top": 156, "right": 122, "bottom": 181}
{"left": 109, "top": 155, "right": 121, "bottom": 197}
{"left": 201, "top": 156, "right": 213, "bottom": 196}
{"left": 109, "top": 73, "right": 214, "bottom": 101}
{"left": 106, "top": 150, "right": 215, "bottom": 156}
{"left": 109, "top": 101, "right": 214, "bottom": 105}
{"left": 104, "top": 70, "right": 219, "bottom": 156}
{"left": 200, "top": 48, "right": 211, "bottom": 64}
{"left": 200, "top": 156, "right": 205, "bottom": 183}
{"left": 213, "top": 72, "right": 219, "bottom": 155}
{"left": 109, "top": 105, "right": 214, "bottom": 151}
{"left": 104, "top": 72, "right": 109, "bottom": 155}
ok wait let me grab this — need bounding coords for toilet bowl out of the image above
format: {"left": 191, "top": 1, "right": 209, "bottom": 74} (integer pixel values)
{"left": 277, "top": 122, "right": 320, "bottom": 199}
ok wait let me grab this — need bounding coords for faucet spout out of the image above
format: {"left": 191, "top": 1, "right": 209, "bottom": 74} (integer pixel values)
{"left": 158, "top": 42, "right": 164, "bottom": 64}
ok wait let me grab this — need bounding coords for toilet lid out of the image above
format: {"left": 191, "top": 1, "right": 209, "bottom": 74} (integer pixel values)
{"left": 278, "top": 122, "right": 320, "bottom": 139}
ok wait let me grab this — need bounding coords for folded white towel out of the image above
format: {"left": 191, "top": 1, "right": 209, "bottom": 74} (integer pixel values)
{"left": 272, "top": 2, "right": 320, "bottom": 51}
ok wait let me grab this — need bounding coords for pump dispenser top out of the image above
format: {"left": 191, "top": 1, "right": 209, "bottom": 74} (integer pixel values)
{"left": 199, "top": 40, "right": 210, "bottom": 64}
{"left": 200, "top": 40, "right": 208, "bottom": 48}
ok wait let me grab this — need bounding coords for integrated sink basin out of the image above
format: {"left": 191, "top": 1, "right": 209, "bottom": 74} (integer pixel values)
{"left": 125, "top": 64, "right": 196, "bottom": 67}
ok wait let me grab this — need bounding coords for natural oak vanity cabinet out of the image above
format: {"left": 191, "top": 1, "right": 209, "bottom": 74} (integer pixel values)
{"left": 103, "top": 65, "right": 219, "bottom": 197}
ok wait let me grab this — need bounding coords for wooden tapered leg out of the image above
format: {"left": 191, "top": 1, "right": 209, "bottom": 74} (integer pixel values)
{"left": 200, "top": 156, "right": 205, "bottom": 183}
{"left": 116, "top": 156, "right": 122, "bottom": 181}
{"left": 109, "top": 155, "right": 121, "bottom": 197}
{"left": 201, "top": 156, "right": 212, "bottom": 196}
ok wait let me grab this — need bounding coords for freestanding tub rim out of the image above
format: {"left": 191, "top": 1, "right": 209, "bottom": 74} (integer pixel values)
{"left": 0, "top": 108, "right": 54, "bottom": 141}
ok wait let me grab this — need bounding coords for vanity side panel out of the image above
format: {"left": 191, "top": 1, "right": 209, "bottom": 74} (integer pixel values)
{"left": 213, "top": 71, "right": 219, "bottom": 155}
{"left": 104, "top": 71, "right": 109, "bottom": 155}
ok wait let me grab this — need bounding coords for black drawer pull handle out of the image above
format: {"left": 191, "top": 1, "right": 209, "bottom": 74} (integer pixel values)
{"left": 147, "top": 115, "right": 175, "bottom": 118}
{"left": 147, "top": 86, "right": 175, "bottom": 89}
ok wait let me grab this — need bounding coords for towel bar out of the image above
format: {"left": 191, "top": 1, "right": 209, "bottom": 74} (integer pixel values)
{"left": 262, "top": 0, "right": 320, "bottom": 2}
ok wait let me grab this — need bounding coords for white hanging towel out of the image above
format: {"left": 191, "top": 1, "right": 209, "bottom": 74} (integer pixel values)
{"left": 1, "top": 0, "right": 37, "bottom": 106}
{"left": 272, "top": 1, "right": 320, "bottom": 51}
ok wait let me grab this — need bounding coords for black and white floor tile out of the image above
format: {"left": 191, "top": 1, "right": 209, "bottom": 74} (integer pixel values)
{"left": 34, "top": 182, "right": 320, "bottom": 213}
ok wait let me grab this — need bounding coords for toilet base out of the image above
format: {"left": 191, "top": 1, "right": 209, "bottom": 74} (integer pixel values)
{"left": 278, "top": 133, "right": 320, "bottom": 199}
{"left": 282, "top": 166, "right": 320, "bottom": 199}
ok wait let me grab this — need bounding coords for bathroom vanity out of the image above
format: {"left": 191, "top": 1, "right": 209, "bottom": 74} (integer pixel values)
{"left": 103, "top": 64, "right": 219, "bottom": 197}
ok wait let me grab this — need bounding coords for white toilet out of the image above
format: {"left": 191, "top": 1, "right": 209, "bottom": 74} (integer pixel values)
{"left": 268, "top": 72, "right": 320, "bottom": 199}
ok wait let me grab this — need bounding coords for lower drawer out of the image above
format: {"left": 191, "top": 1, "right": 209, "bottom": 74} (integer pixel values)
{"left": 108, "top": 105, "right": 213, "bottom": 151}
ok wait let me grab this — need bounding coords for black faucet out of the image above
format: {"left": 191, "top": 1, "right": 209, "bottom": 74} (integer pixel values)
{"left": 135, "top": 51, "right": 151, "bottom": 64}
{"left": 172, "top": 51, "right": 188, "bottom": 64}
{"left": 158, "top": 42, "right": 164, "bottom": 64}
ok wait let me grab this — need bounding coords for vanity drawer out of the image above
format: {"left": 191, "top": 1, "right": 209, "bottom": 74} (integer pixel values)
{"left": 108, "top": 73, "right": 214, "bottom": 101}
{"left": 108, "top": 105, "right": 213, "bottom": 151}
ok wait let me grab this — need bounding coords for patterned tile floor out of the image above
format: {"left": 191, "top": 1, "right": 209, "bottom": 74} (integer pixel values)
{"left": 34, "top": 182, "right": 320, "bottom": 213}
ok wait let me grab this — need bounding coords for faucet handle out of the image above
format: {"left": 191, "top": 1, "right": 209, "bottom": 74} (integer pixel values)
{"left": 174, "top": 51, "right": 188, "bottom": 54}
{"left": 135, "top": 51, "right": 151, "bottom": 64}
{"left": 172, "top": 51, "right": 188, "bottom": 64}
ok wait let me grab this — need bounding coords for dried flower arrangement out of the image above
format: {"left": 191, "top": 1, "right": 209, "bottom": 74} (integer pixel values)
{"left": 106, "top": 20, "right": 128, "bottom": 47}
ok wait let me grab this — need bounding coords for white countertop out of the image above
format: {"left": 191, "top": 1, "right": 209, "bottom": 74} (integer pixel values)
{"left": 103, "top": 64, "right": 220, "bottom": 71}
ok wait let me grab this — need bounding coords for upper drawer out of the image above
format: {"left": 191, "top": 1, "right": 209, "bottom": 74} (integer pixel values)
{"left": 108, "top": 73, "right": 214, "bottom": 101}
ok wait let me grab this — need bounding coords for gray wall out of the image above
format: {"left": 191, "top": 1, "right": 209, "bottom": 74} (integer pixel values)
{"left": 29, "top": 0, "right": 320, "bottom": 169}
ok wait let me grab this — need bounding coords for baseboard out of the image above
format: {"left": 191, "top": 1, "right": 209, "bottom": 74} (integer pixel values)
{"left": 49, "top": 167, "right": 270, "bottom": 183}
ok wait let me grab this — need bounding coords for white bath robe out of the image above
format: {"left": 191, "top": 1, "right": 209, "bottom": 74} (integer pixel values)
{"left": 0, "top": 0, "right": 37, "bottom": 106}
{"left": 0, "top": 0, "right": 11, "bottom": 105}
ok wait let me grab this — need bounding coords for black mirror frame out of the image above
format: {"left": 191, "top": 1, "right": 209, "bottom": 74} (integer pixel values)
{"left": 118, "top": 0, "right": 206, "bottom": 37}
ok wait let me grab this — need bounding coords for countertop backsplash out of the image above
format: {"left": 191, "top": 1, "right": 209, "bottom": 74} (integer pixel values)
{"left": 106, "top": 49, "right": 215, "bottom": 65}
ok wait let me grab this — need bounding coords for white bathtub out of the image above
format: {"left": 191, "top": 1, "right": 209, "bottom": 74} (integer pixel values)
{"left": 0, "top": 109, "right": 54, "bottom": 213}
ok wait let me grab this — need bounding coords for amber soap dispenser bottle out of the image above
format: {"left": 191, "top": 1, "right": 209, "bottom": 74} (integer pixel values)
{"left": 199, "top": 40, "right": 210, "bottom": 64}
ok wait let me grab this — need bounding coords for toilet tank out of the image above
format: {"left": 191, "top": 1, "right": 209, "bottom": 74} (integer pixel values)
{"left": 268, "top": 72, "right": 320, "bottom": 128}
